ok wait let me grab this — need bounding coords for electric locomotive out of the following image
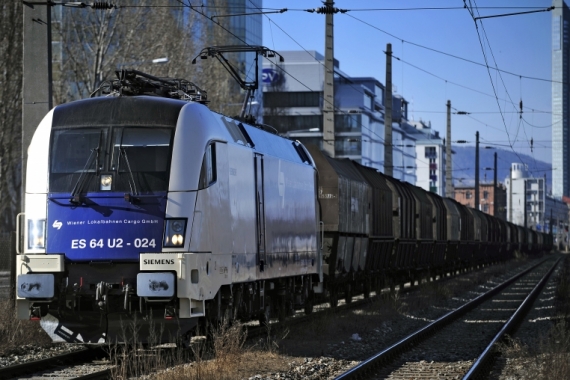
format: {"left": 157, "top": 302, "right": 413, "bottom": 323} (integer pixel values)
{"left": 16, "top": 70, "right": 321, "bottom": 343}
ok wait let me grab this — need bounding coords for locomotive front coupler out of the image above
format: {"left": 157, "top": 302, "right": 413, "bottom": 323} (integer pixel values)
{"left": 95, "top": 281, "right": 112, "bottom": 310}
{"left": 122, "top": 283, "right": 133, "bottom": 312}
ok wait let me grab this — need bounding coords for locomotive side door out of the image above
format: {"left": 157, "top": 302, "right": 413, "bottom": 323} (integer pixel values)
{"left": 254, "top": 154, "right": 267, "bottom": 271}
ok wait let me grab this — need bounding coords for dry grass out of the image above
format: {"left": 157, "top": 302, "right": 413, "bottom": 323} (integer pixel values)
{"left": 497, "top": 321, "right": 570, "bottom": 379}
{"left": 0, "top": 299, "right": 52, "bottom": 355}
{"left": 494, "top": 255, "right": 570, "bottom": 379}
{"left": 105, "top": 315, "right": 189, "bottom": 379}
{"left": 555, "top": 255, "right": 570, "bottom": 318}
{"left": 106, "top": 316, "right": 283, "bottom": 380}
{"left": 148, "top": 318, "right": 292, "bottom": 380}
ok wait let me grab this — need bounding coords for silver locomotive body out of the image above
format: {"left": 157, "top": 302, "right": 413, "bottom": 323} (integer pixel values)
{"left": 17, "top": 96, "right": 320, "bottom": 343}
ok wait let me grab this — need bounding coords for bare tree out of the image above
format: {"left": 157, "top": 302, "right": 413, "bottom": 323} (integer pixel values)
{"left": 0, "top": 0, "right": 251, "bottom": 233}
{"left": 0, "top": 2, "right": 23, "bottom": 233}
{"left": 53, "top": 0, "right": 244, "bottom": 108}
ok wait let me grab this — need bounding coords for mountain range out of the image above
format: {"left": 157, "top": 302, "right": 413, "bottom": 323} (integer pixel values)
{"left": 450, "top": 145, "right": 552, "bottom": 190}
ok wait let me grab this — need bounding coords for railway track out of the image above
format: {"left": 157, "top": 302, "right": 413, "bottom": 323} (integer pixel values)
{"left": 333, "top": 256, "right": 561, "bottom": 379}
{"left": 0, "top": 256, "right": 554, "bottom": 379}
{"left": 0, "top": 347, "right": 112, "bottom": 380}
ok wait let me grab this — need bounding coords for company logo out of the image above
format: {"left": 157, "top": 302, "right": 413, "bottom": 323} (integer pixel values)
{"left": 262, "top": 68, "right": 281, "bottom": 84}
{"left": 143, "top": 259, "right": 175, "bottom": 265}
{"left": 52, "top": 220, "right": 62, "bottom": 230}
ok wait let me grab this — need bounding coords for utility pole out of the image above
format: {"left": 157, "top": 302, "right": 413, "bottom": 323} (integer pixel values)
{"left": 322, "top": 0, "right": 336, "bottom": 157}
{"left": 509, "top": 166, "right": 513, "bottom": 222}
{"left": 445, "top": 100, "right": 452, "bottom": 198}
{"left": 22, "top": 3, "right": 53, "bottom": 212}
{"left": 550, "top": 208, "right": 553, "bottom": 239}
{"left": 524, "top": 178, "right": 528, "bottom": 228}
{"left": 493, "top": 151, "right": 498, "bottom": 216}
{"left": 384, "top": 43, "right": 393, "bottom": 176}
{"left": 475, "top": 131, "right": 480, "bottom": 210}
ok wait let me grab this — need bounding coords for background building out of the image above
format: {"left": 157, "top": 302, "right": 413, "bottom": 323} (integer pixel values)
{"left": 262, "top": 50, "right": 424, "bottom": 184}
{"left": 453, "top": 183, "right": 507, "bottom": 219}
{"left": 552, "top": 0, "right": 570, "bottom": 198}
{"left": 505, "top": 163, "right": 568, "bottom": 238}
{"left": 406, "top": 120, "right": 446, "bottom": 196}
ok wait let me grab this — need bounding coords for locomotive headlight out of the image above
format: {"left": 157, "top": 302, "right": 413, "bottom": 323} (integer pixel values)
{"left": 100, "top": 175, "right": 113, "bottom": 191}
{"left": 28, "top": 219, "right": 46, "bottom": 249}
{"left": 163, "top": 218, "right": 187, "bottom": 247}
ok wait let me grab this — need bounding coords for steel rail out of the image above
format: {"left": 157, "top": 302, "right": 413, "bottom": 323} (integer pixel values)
{"left": 334, "top": 256, "right": 553, "bottom": 380}
{"left": 0, "top": 346, "right": 107, "bottom": 380}
{"left": 462, "top": 257, "right": 561, "bottom": 379}
{"left": 74, "top": 368, "right": 113, "bottom": 380}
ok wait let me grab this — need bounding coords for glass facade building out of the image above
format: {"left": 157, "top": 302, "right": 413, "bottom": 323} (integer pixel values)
{"left": 262, "top": 50, "right": 417, "bottom": 184}
{"left": 552, "top": 0, "right": 570, "bottom": 197}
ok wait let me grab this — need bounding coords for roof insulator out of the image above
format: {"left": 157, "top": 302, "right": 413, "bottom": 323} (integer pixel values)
{"left": 316, "top": 5, "right": 339, "bottom": 14}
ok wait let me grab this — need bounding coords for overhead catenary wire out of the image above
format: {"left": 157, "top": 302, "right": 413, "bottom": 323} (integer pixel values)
{"left": 463, "top": 0, "right": 538, "bottom": 178}
{"left": 174, "top": 0, "right": 549, "bottom": 177}
{"left": 253, "top": 0, "right": 545, "bottom": 175}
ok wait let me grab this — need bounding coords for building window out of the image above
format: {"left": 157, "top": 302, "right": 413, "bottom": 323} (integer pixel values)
{"left": 483, "top": 191, "right": 488, "bottom": 200}
{"left": 466, "top": 191, "right": 472, "bottom": 199}
{"left": 425, "top": 146, "right": 436, "bottom": 158}
{"left": 335, "top": 114, "right": 362, "bottom": 132}
{"left": 264, "top": 91, "right": 321, "bottom": 108}
{"left": 264, "top": 115, "right": 322, "bottom": 134}
{"left": 335, "top": 138, "right": 362, "bottom": 156}
{"left": 483, "top": 204, "right": 488, "bottom": 212}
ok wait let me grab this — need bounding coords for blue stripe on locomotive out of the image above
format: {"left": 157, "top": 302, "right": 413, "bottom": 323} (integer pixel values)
{"left": 47, "top": 192, "right": 166, "bottom": 261}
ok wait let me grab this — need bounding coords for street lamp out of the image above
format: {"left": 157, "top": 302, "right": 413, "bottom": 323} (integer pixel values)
{"left": 117, "top": 57, "right": 169, "bottom": 69}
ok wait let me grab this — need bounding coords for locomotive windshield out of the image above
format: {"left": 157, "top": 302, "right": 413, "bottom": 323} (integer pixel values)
{"left": 49, "top": 126, "right": 174, "bottom": 193}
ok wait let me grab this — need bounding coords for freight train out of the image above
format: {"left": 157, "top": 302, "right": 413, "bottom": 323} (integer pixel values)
{"left": 15, "top": 68, "right": 552, "bottom": 344}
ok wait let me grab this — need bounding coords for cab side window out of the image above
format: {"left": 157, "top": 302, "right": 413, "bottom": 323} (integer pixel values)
{"left": 199, "top": 144, "right": 216, "bottom": 189}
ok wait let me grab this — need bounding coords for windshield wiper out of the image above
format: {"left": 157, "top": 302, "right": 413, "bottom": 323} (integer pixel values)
{"left": 119, "top": 147, "right": 139, "bottom": 196}
{"left": 70, "top": 131, "right": 103, "bottom": 204}
{"left": 116, "top": 130, "right": 139, "bottom": 202}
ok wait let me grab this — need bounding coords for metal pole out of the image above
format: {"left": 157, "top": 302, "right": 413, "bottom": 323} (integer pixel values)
{"left": 493, "top": 152, "right": 497, "bottom": 216}
{"left": 322, "top": 0, "right": 335, "bottom": 157}
{"left": 509, "top": 166, "right": 513, "bottom": 222}
{"left": 446, "top": 100, "right": 452, "bottom": 198}
{"left": 524, "top": 179, "right": 528, "bottom": 228}
{"left": 475, "top": 131, "right": 479, "bottom": 210}
{"left": 384, "top": 43, "right": 393, "bottom": 176}
{"left": 22, "top": 3, "right": 53, "bottom": 214}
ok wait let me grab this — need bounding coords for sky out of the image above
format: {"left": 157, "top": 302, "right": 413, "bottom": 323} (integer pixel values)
{"left": 259, "top": 0, "right": 554, "bottom": 168}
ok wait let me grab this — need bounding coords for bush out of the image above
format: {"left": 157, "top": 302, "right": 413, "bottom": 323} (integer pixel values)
{"left": 0, "top": 299, "right": 52, "bottom": 355}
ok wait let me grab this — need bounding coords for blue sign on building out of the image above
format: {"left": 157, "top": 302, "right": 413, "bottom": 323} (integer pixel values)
{"left": 262, "top": 68, "right": 281, "bottom": 84}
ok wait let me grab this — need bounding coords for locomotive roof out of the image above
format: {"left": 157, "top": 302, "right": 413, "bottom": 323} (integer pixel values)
{"left": 53, "top": 96, "right": 187, "bottom": 129}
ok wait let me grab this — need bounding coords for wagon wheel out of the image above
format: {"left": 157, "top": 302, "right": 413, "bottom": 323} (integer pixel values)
{"left": 258, "top": 296, "right": 272, "bottom": 326}
{"left": 374, "top": 277, "right": 384, "bottom": 295}
{"left": 304, "top": 292, "right": 314, "bottom": 315}
{"left": 344, "top": 283, "right": 352, "bottom": 304}
{"left": 329, "top": 288, "right": 339, "bottom": 308}
{"left": 276, "top": 295, "right": 289, "bottom": 322}
{"left": 363, "top": 279, "right": 371, "bottom": 299}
